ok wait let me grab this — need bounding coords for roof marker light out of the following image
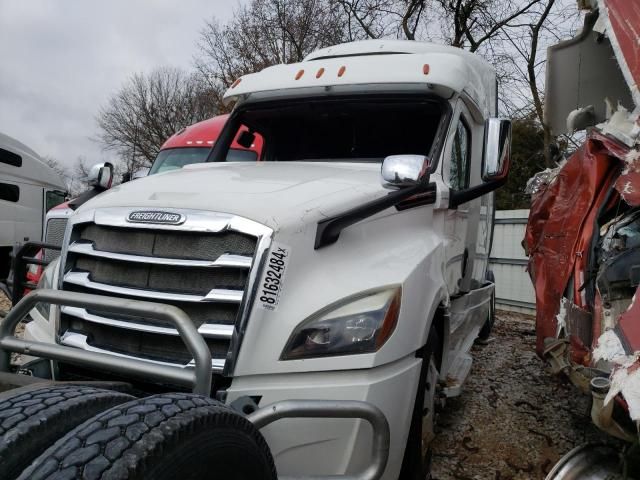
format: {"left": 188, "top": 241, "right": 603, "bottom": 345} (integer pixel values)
{"left": 338, "top": 66, "right": 346, "bottom": 77}
{"left": 295, "top": 69, "right": 304, "bottom": 80}
{"left": 423, "top": 64, "right": 430, "bottom": 75}
{"left": 231, "top": 78, "right": 242, "bottom": 88}
{"left": 316, "top": 67, "right": 325, "bottom": 78}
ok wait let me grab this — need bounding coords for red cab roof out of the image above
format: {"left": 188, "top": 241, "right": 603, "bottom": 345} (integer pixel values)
{"left": 160, "top": 114, "right": 263, "bottom": 154}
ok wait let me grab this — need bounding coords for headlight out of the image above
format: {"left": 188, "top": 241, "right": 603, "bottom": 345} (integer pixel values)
{"left": 281, "top": 287, "right": 401, "bottom": 360}
{"left": 35, "top": 260, "right": 57, "bottom": 320}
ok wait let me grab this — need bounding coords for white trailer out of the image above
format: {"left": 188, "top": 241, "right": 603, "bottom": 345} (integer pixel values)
{"left": 0, "top": 133, "right": 66, "bottom": 280}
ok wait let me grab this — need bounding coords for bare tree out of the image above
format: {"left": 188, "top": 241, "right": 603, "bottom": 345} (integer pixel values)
{"left": 42, "top": 156, "right": 72, "bottom": 190}
{"left": 500, "top": 0, "right": 582, "bottom": 165}
{"left": 195, "top": 0, "right": 349, "bottom": 108}
{"left": 96, "top": 67, "right": 217, "bottom": 175}
{"left": 333, "top": 0, "right": 403, "bottom": 39}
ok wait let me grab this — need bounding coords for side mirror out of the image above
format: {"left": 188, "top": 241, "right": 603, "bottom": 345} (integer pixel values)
{"left": 482, "top": 118, "right": 511, "bottom": 181}
{"left": 381, "top": 155, "right": 431, "bottom": 189}
{"left": 87, "top": 162, "right": 114, "bottom": 191}
{"left": 449, "top": 118, "right": 511, "bottom": 208}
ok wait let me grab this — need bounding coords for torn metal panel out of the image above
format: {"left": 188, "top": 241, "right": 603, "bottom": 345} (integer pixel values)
{"left": 615, "top": 148, "right": 640, "bottom": 205}
{"left": 524, "top": 164, "right": 564, "bottom": 197}
{"left": 598, "top": 0, "right": 640, "bottom": 106}
{"left": 598, "top": 106, "right": 640, "bottom": 148}
{"left": 592, "top": 328, "right": 627, "bottom": 365}
{"left": 545, "top": 10, "right": 634, "bottom": 136}
{"left": 605, "top": 363, "right": 640, "bottom": 421}
{"left": 524, "top": 135, "right": 617, "bottom": 356}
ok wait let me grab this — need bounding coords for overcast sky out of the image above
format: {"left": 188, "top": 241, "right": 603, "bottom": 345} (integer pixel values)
{"left": 0, "top": 0, "right": 237, "bottom": 169}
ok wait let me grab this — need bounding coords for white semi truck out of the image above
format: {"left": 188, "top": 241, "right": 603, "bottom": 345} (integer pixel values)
{"left": 0, "top": 40, "right": 510, "bottom": 480}
{"left": 0, "top": 133, "right": 66, "bottom": 286}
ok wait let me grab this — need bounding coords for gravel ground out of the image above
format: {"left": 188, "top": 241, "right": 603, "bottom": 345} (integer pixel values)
{"left": 1, "top": 293, "right": 25, "bottom": 364}
{"left": 0, "top": 292, "right": 9, "bottom": 314}
{"left": 431, "top": 310, "right": 607, "bottom": 480}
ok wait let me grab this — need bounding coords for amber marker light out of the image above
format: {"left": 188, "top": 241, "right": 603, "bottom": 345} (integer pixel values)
{"left": 375, "top": 288, "right": 401, "bottom": 350}
{"left": 316, "top": 67, "right": 325, "bottom": 78}
{"left": 338, "top": 65, "right": 346, "bottom": 77}
{"left": 423, "top": 64, "right": 430, "bottom": 75}
{"left": 295, "top": 69, "right": 304, "bottom": 80}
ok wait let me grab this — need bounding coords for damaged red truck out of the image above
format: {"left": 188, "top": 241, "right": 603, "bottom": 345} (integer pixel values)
{"left": 525, "top": 0, "right": 640, "bottom": 473}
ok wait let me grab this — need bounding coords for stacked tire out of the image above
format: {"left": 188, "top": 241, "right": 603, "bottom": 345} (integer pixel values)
{"left": 0, "top": 385, "right": 277, "bottom": 480}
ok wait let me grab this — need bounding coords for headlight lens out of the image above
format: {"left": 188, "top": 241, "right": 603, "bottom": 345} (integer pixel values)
{"left": 281, "top": 287, "right": 401, "bottom": 360}
{"left": 34, "top": 260, "right": 57, "bottom": 320}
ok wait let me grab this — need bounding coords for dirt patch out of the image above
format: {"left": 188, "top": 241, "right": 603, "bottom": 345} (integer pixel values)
{"left": 431, "top": 310, "right": 607, "bottom": 480}
{"left": 1, "top": 293, "right": 26, "bottom": 365}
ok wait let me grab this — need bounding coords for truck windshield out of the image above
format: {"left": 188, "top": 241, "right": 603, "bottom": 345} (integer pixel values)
{"left": 217, "top": 97, "right": 444, "bottom": 163}
{"left": 150, "top": 147, "right": 257, "bottom": 174}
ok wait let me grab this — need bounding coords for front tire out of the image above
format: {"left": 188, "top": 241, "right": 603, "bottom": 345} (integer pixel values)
{"left": 399, "top": 327, "right": 441, "bottom": 480}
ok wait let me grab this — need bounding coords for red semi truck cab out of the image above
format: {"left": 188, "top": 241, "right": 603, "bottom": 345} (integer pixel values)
{"left": 149, "top": 114, "right": 263, "bottom": 174}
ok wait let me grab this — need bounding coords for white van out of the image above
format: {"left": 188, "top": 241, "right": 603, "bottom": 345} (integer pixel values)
{"left": 0, "top": 133, "right": 66, "bottom": 280}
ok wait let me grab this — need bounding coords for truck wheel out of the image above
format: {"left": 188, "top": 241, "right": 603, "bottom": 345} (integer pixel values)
{"left": 0, "top": 384, "right": 133, "bottom": 480}
{"left": 20, "top": 392, "right": 277, "bottom": 480}
{"left": 399, "top": 327, "right": 441, "bottom": 480}
{"left": 478, "top": 270, "right": 496, "bottom": 341}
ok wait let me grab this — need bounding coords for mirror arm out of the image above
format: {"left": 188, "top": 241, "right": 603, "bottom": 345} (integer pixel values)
{"left": 449, "top": 177, "right": 507, "bottom": 209}
{"left": 315, "top": 182, "right": 436, "bottom": 249}
{"left": 67, "top": 185, "right": 107, "bottom": 211}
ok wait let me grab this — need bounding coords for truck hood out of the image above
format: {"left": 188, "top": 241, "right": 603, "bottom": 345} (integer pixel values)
{"left": 82, "top": 162, "right": 387, "bottom": 231}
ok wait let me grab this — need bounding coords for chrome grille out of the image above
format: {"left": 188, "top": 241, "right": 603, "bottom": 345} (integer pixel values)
{"left": 58, "top": 208, "right": 272, "bottom": 376}
{"left": 44, "top": 218, "right": 68, "bottom": 262}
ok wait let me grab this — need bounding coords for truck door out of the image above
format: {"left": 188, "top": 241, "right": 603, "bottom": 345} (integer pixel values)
{"left": 443, "top": 104, "right": 472, "bottom": 295}
{"left": 460, "top": 103, "right": 491, "bottom": 293}
{"left": 444, "top": 101, "right": 490, "bottom": 295}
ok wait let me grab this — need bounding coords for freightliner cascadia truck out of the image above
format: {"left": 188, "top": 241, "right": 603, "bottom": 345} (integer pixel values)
{"left": 0, "top": 40, "right": 510, "bottom": 480}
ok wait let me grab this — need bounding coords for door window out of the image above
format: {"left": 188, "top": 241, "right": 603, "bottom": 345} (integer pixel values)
{"left": 449, "top": 118, "right": 471, "bottom": 190}
{"left": 46, "top": 190, "right": 66, "bottom": 211}
{"left": 0, "top": 183, "right": 19, "bottom": 202}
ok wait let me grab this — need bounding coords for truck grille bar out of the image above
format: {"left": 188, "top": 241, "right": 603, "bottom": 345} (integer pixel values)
{"left": 64, "top": 271, "right": 245, "bottom": 303}
{"left": 57, "top": 208, "right": 272, "bottom": 377}
{"left": 60, "top": 306, "right": 234, "bottom": 338}
{"left": 67, "top": 242, "right": 253, "bottom": 269}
